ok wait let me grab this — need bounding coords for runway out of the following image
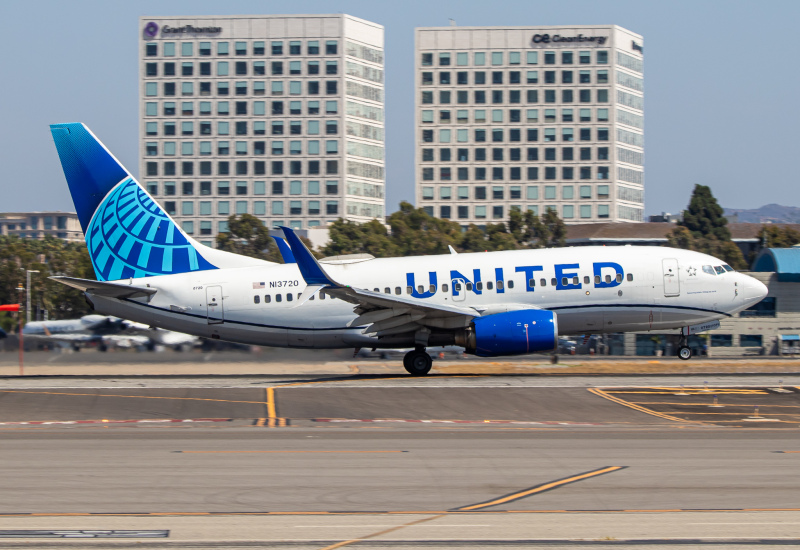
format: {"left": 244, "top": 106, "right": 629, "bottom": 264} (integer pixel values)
{"left": 0, "top": 373, "right": 799, "bottom": 547}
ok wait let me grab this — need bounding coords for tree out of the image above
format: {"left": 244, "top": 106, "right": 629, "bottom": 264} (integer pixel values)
{"left": 215, "top": 214, "right": 283, "bottom": 262}
{"left": 0, "top": 236, "right": 95, "bottom": 322}
{"left": 667, "top": 185, "right": 747, "bottom": 269}
{"left": 680, "top": 184, "right": 730, "bottom": 241}
{"left": 541, "top": 208, "right": 567, "bottom": 248}
{"left": 321, "top": 219, "right": 397, "bottom": 257}
{"left": 759, "top": 225, "right": 800, "bottom": 248}
{"left": 387, "top": 202, "right": 463, "bottom": 256}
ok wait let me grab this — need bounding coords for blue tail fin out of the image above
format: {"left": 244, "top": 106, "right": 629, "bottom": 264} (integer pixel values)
{"left": 50, "top": 123, "right": 217, "bottom": 281}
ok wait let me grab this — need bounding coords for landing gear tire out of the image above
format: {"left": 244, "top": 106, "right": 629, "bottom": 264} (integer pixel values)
{"left": 403, "top": 349, "right": 432, "bottom": 376}
{"left": 678, "top": 346, "right": 692, "bottom": 361}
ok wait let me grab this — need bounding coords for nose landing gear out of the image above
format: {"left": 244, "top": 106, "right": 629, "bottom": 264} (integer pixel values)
{"left": 403, "top": 346, "right": 433, "bottom": 376}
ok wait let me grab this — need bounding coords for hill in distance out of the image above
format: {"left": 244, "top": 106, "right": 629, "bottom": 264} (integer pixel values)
{"left": 724, "top": 204, "right": 800, "bottom": 224}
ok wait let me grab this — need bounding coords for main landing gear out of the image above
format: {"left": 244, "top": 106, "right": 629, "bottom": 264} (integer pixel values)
{"left": 403, "top": 346, "right": 433, "bottom": 376}
{"left": 677, "top": 332, "right": 692, "bottom": 361}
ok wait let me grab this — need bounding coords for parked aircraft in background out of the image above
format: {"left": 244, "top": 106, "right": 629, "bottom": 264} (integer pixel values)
{"left": 48, "top": 123, "right": 768, "bottom": 374}
{"left": 22, "top": 315, "right": 199, "bottom": 352}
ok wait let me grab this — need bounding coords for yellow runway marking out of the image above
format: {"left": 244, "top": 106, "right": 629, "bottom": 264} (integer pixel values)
{"left": 588, "top": 388, "right": 696, "bottom": 423}
{"left": 318, "top": 514, "right": 445, "bottom": 550}
{"left": 632, "top": 402, "right": 800, "bottom": 409}
{"left": 610, "top": 388, "right": 768, "bottom": 395}
{"left": 0, "top": 390, "right": 267, "bottom": 405}
{"left": 177, "top": 450, "right": 407, "bottom": 454}
{"left": 457, "top": 466, "right": 626, "bottom": 511}
{"left": 8, "top": 507, "right": 800, "bottom": 518}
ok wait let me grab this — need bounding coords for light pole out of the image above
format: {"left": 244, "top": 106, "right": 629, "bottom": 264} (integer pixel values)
{"left": 16, "top": 284, "right": 24, "bottom": 375}
{"left": 26, "top": 270, "right": 39, "bottom": 324}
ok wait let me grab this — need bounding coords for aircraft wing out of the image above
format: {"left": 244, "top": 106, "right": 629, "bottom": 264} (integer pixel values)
{"left": 51, "top": 276, "right": 157, "bottom": 300}
{"left": 280, "top": 227, "right": 477, "bottom": 337}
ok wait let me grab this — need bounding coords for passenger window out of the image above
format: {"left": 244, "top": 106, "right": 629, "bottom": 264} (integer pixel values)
{"left": 395, "top": 287, "right": 401, "bottom": 295}
{"left": 540, "top": 278, "right": 547, "bottom": 287}
{"left": 529, "top": 279, "right": 536, "bottom": 288}
{"left": 476, "top": 282, "right": 483, "bottom": 291}
{"left": 594, "top": 275, "right": 601, "bottom": 284}
{"left": 385, "top": 287, "right": 391, "bottom": 294}
{"left": 583, "top": 276, "right": 590, "bottom": 284}
{"left": 466, "top": 282, "right": 473, "bottom": 291}
{"left": 616, "top": 273, "right": 623, "bottom": 282}
{"left": 442, "top": 284, "right": 449, "bottom": 293}
{"left": 265, "top": 295, "right": 271, "bottom": 303}
{"left": 276, "top": 294, "right": 282, "bottom": 302}
{"left": 702, "top": 265, "right": 715, "bottom": 275}
{"left": 508, "top": 280, "right": 514, "bottom": 289}
{"left": 429, "top": 284, "right": 436, "bottom": 293}
{"left": 551, "top": 278, "right": 557, "bottom": 286}
{"left": 254, "top": 295, "right": 260, "bottom": 304}
{"left": 374, "top": 288, "right": 380, "bottom": 292}
{"left": 406, "top": 286, "right": 412, "bottom": 294}
{"left": 287, "top": 293, "right": 293, "bottom": 302}
{"left": 605, "top": 275, "right": 612, "bottom": 283}
{"left": 562, "top": 277, "right": 568, "bottom": 286}
{"left": 497, "top": 280, "right": 504, "bottom": 290}
{"left": 454, "top": 283, "right": 462, "bottom": 291}
{"left": 626, "top": 273, "right": 633, "bottom": 281}
{"left": 418, "top": 285, "right": 425, "bottom": 293}
{"left": 487, "top": 281, "right": 493, "bottom": 290}
{"left": 572, "top": 276, "right": 579, "bottom": 285}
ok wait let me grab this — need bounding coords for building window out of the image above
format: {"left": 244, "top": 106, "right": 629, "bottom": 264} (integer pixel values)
{"left": 740, "top": 297, "right": 776, "bottom": 317}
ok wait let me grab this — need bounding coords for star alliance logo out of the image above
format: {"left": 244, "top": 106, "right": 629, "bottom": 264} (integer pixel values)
{"left": 686, "top": 266, "right": 697, "bottom": 277}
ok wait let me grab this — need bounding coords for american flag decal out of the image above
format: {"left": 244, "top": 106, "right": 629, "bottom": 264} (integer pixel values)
{"left": 252, "top": 282, "right": 265, "bottom": 289}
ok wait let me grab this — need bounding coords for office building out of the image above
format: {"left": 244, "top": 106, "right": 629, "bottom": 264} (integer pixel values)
{"left": 139, "top": 14, "right": 385, "bottom": 247}
{"left": 0, "top": 212, "right": 82, "bottom": 242}
{"left": 415, "top": 25, "right": 644, "bottom": 225}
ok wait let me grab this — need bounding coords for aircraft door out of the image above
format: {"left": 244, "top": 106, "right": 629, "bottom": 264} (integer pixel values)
{"left": 662, "top": 259, "right": 680, "bottom": 297}
{"left": 451, "top": 278, "right": 466, "bottom": 302}
{"left": 206, "top": 286, "right": 224, "bottom": 324}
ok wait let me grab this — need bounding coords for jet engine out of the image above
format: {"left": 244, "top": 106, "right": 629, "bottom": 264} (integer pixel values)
{"left": 455, "top": 309, "right": 558, "bottom": 357}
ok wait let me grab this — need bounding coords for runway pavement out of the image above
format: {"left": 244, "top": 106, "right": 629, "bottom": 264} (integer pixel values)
{"left": 0, "top": 372, "right": 799, "bottom": 547}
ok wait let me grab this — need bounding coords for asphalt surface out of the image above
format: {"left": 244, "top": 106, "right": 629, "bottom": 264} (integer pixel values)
{"left": 1, "top": 372, "right": 799, "bottom": 547}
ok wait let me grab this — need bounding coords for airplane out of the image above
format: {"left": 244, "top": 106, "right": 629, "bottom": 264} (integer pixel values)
{"left": 22, "top": 315, "right": 200, "bottom": 352}
{"left": 48, "top": 123, "right": 768, "bottom": 375}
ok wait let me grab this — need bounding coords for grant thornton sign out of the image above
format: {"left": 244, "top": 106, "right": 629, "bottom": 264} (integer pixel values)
{"left": 143, "top": 22, "right": 222, "bottom": 38}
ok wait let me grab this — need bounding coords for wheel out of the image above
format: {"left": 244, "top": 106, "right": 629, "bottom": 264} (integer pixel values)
{"left": 678, "top": 346, "right": 692, "bottom": 361}
{"left": 403, "top": 350, "right": 432, "bottom": 376}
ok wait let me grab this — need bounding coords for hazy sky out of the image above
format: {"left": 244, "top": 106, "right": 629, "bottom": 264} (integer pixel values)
{"left": 2, "top": 0, "right": 798, "bottom": 216}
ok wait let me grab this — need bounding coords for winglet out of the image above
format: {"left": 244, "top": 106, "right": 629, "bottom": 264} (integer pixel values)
{"left": 272, "top": 237, "right": 296, "bottom": 264}
{"left": 448, "top": 245, "right": 458, "bottom": 255}
{"left": 279, "top": 227, "right": 340, "bottom": 286}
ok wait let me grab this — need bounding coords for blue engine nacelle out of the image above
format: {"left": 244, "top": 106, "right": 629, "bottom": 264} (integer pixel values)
{"left": 455, "top": 309, "right": 558, "bottom": 357}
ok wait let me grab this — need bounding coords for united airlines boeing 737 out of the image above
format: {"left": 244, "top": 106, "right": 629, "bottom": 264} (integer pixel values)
{"left": 49, "top": 123, "right": 767, "bottom": 374}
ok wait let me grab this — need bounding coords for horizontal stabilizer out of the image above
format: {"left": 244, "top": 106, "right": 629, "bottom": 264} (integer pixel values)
{"left": 51, "top": 276, "right": 157, "bottom": 300}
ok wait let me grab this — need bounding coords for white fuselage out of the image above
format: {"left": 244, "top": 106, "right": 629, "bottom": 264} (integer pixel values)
{"left": 86, "top": 246, "right": 767, "bottom": 351}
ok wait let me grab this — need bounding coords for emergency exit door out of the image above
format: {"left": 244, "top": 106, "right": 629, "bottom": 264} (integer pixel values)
{"left": 662, "top": 259, "right": 680, "bottom": 297}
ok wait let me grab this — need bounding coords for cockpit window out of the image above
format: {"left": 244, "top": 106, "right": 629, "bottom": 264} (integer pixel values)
{"left": 702, "top": 265, "right": 716, "bottom": 275}
{"left": 723, "top": 265, "right": 734, "bottom": 272}
{"left": 714, "top": 266, "right": 726, "bottom": 275}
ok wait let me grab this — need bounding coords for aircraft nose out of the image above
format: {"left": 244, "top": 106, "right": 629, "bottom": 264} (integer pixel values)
{"left": 741, "top": 275, "right": 768, "bottom": 304}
